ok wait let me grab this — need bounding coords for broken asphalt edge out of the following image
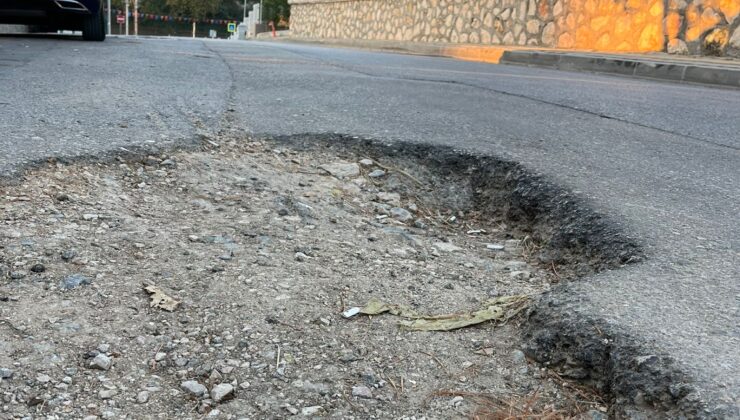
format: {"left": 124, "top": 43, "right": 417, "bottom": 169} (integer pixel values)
{"left": 1, "top": 132, "right": 732, "bottom": 418}
{"left": 269, "top": 133, "right": 733, "bottom": 419}
{"left": 257, "top": 37, "right": 740, "bottom": 89}
{"left": 0, "top": 135, "right": 205, "bottom": 184}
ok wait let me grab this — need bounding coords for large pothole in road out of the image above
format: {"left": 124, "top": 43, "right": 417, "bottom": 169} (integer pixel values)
{"left": 0, "top": 134, "right": 638, "bottom": 419}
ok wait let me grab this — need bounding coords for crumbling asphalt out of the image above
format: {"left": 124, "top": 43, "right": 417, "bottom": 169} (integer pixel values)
{"left": 1, "top": 35, "right": 739, "bottom": 417}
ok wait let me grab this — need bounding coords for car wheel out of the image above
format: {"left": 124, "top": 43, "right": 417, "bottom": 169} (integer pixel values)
{"left": 82, "top": 7, "right": 106, "bottom": 41}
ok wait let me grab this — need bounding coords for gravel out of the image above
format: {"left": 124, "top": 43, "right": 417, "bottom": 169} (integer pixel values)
{"left": 318, "top": 162, "right": 360, "bottom": 179}
{"left": 368, "top": 169, "right": 386, "bottom": 178}
{"left": 60, "top": 273, "right": 92, "bottom": 290}
{"left": 351, "top": 385, "right": 373, "bottom": 399}
{"left": 137, "top": 391, "right": 150, "bottom": 404}
{"left": 390, "top": 207, "right": 413, "bottom": 222}
{"left": 211, "top": 383, "right": 235, "bottom": 403}
{"left": 89, "top": 354, "right": 112, "bottom": 371}
{"left": 0, "top": 368, "right": 13, "bottom": 379}
{"left": 181, "top": 381, "right": 208, "bottom": 398}
{"left": 0, "top": 137, "right": 602, "bottom": 418}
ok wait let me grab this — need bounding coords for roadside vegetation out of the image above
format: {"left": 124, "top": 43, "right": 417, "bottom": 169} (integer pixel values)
{"left": 108, "top": 0, "right": 290, "bottom": 36}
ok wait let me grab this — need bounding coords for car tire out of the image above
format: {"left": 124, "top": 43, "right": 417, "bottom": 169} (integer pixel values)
{"left": 82, "top": 7, "right": 106, "bottom": 41}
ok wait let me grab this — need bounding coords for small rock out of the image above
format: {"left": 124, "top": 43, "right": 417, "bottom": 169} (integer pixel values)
{"left": 376, "top": 192, "right": 401, "bottom": 206}
{"left": 509, "top": 270, "right": 532, "bottom": 280}
{"left": 0, "top": 368, "right": 13, "bottom": 379}
{"left": 97, "top": 343, "right": 110, "bottom": 353}
{"left": 584, "top": 410, "right": 609, "bottom": 420}
{"left": 433, "top": 242, "right": 462, "bottom": 253}
{"left": 368, "top": 169, "right": 386, "bottom": 178}
{"left": 413, "top": 219, "right": 427, "bottom": 229}
{"left": 30, "top": 263, "right": 46, "bottom": 273}
{"left": 486, "top": 243, "right": 505, "bottom": 251}
{"left": 318, "top": 162, "right": 360, "bottom": 179}
{"left": 61, "top": 250, "right": 77, "bottom": 261}
{"left": 209, "top": 370, "right": 223, "bottom": 382}
{"left": 154, "top": 352, "right": 167, "bottom": 362}
{"left": 635, "top": 355, "right": 658, "bottom": 366}
{"left": 301, "top": 406, "right": 324, "bottom": 416}
{"left": 504, "top": 261, "right": 528, "bottom": 270}
{"left": 10, "top": 271, "right": 25, "bottom": 280}
{"left": 299, "top": 380, "right": 331, "bottom": 396}
{"left": 181, "top": 380, "right": 207, "bottom": 398}
{"left": 99, "top": 388, "right": 118, "bottom": 400}
{"left": 390, "top": 207, "right": 413, "bottom": 222}
{"left": 56, "top": 193, "right": 71, "bottom": 202}
{"left": 211, "top": 383, "right": 234, "bottom": 403}
{"left": 351, "top": 385, "right": 373, "bottom": 399}
{"left": 89, "top": 354, "right": 112, "bottom": 371}
{"left": 294, "top": 252, "right": 309, "bottom": 262}
{"left": 285, "top": 405, "right": 299, "bottom": 415}
{"left": 358, "top": 158, "right": 374, "bottom": 167}
{"left": 450, "top": 396, "right": 464, "bottom": 406}
{"left": 82, "top": 213, "right": 99, "bottom": 221}
{"left": 511, "top": 350, "right": 526, "bottom": 364}
{"left": 61, "top": 274, "right": 92, "bottom": 290}
{"left": 136, "top": 391, "right": 150, "bottom": 404}
{"left": 36, "top": 374, "right": 51, "bottom": 383}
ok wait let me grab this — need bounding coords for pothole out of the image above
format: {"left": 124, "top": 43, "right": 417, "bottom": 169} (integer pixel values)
{"left": 0, "top": 133, "right": 642, "bottom": 419}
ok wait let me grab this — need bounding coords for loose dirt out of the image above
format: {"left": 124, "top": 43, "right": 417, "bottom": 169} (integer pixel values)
{"left": 0, "top": 137, "right": 604, "bottom": 419}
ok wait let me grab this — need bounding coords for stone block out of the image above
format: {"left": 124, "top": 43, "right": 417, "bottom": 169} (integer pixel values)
{"left": 731, "top": 26, "right": 740, "bottom": 50}
{"left": 667, "top": 38, "right": 689, "bottom": 54}
{"left": 664, "top": 11, "right": 683, "bottom": 39}
{"left": 526, "top": 19, "right": 541, "bottom": 34}
{"left": 542, "top": 22, "right": 556, "bottom": 45}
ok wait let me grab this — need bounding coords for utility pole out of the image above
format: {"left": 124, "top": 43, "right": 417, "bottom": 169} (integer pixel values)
{"left": 133, "top": 0, "right": 138, "bottom": 36}
{"left": 243, "top": 0, "right": 247, "bottom": 22}
{"left": 124, "top": 0, "right": 129, "bottom": 36}
{"left": 260, "top": 0, "right": 263, "bottom": 23}
{"left": 107, "top": 0, "right": 111, "bottom": 35}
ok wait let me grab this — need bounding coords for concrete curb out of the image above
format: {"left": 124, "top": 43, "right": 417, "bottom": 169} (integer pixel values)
{"left": 261, "top": 37, "right": 740, "bottom": 89}
{"left": 500, "top": 50, "right": 740, "bottom": 88}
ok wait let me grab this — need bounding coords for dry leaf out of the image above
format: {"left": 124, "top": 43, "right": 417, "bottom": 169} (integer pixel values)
{"left": 144, "top": 285, "right": 181, "bottom": 312}
{"left": 358, "top": 295, "right": 530, "bottom": 331}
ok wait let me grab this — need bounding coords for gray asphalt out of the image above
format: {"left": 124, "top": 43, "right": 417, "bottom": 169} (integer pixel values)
{"left": 1, "top": 35, "right": 739, "bottom": 414}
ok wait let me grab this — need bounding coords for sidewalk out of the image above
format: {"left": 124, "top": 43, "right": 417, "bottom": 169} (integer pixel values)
{"left": 263, "top": 36, "right": 740, "bottom": 88}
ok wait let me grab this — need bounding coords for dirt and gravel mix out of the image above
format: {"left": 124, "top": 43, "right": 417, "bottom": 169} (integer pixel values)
{"left": 0, "top": 137, "right": 605, "bottom": 419}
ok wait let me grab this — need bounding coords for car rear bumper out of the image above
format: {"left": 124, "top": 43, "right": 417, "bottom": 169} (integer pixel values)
{"left": 0, "top": 0, "right": 99, "bottom": 26}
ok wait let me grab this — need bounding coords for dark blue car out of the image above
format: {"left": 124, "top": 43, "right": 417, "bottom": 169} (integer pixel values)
{"left": 0, "top": 0, "right": 105, "bottom": 41}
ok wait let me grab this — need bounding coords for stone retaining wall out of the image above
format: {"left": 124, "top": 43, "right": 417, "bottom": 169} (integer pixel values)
{"left": 288, "top": 0, "right": 740, "bottom": 57}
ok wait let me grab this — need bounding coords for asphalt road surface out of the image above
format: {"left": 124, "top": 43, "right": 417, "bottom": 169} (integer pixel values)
{"left": 1, "top": 34, "right": 738, "bottom": 416}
